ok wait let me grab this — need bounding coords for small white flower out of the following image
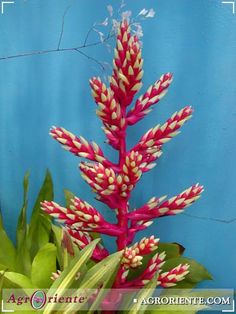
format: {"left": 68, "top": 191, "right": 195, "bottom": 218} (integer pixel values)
{"left": 146, "top": 8, "right": 155, "bottom": 18}
{"left": 134, "top": 24, "right": 143, "bottom": 38}
{"left": 112, "top": 19, "right": 120, "bottom": 32}
{"left": 138, "top": 8, "right": 148, "bottom": 16}
{"left": 107, "top": 5, "right": 113, "bottom": 17}
{"left": 98, "top": 32, "right": 105, "bottom": 42}
{"left": 121, "top": 10, "right": 132, "bottom": 21}
{"left": 98, "top": 17, "right": 108, "bottom": 26}
{"left": 120, "top": 0, "right": 126, "bottom": 9}
{"left": 93, "top": 29, "right": 105, "bottom": 42}
{"left": 132, "top": 23, "right": 143, "bottom": 38}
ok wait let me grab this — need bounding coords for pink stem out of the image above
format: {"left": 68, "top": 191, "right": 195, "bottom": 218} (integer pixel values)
{"left": 116, "top": 107, "right": 128, "bottom": 251}
{"left": 116, "top": 199, "right": 128, "bottom": 250}
{"left": 94, "top": 227, "right": 123, "bottom": 237}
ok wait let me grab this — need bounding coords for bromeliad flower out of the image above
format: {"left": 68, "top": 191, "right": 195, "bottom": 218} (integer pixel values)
{"left": 41, "top": 198, "right": 121, "bottom": 236}
{"left": 110, "top": 19, "right": 143, "bottom": 107}
{"left": 42, "top": 19, "right": 205, "bottom": 302}
{"left": 128, "top": 184, "right": 204, "bottom": 221}
{"left": 67, "top": 229, "right": 109, "bottom": 262}
{"left": 127, "top": 73, "right": 173, "bottom": 125}
{"left": 50, "top": 127, "right": 113, "bottom": 168}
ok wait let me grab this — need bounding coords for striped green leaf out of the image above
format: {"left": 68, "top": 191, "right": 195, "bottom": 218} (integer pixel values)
{"left": 126, "top": 274, "right": 158, "bottom": 314}
{"left": 43, "top": 239, "right": 100, "bottom": 314}
{"left": 63, "top": 250, "right": 123, "bottom": 313}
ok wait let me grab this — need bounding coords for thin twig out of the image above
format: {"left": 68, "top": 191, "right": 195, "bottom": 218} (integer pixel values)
{"left": 81, "top": 32, "right": 115, "bottom": 48}
{"left": 57, "top": 5, "right": 71, "bottom": 50}
{"left": 0, "top": 48, "right": 70, "bottom": 60}
{"left": 83, "top": 24, "right": 95, "bottom": 47}
{"left": 0, "top": 34, "right": 114, "bottom": 61}
{"left": 75, "top": 49, "right": 105, "bottom": 71}
{"left": 0, "top": 7, "right": 115, "bottom": 69}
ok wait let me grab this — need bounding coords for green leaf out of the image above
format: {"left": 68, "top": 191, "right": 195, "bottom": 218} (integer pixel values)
{"left": 157, "top": 243, "right": 185, "bottom": 259}
{"left": 126, "top": 274, "right": 158, "bottom": 314}
{"left": 51, "top": 224, "right": 63, "bottom": 269}
{"left": 79, "top": 250, "right": 122, "bottom": 289}
{"left": 61, "top": 227, "right": 77, "bottom": 269}
{"left": 16, "top": 171, "right": 29, "bottom": 248}
{"left": 16, "top": 172, "right": 31, "bottom": 276}
{"left": 0, "top": 264, "right": 8, "bottom": 271}
{"left": 31, "top": 243, "right": 57, "bottom": 288}
{"left": 162, "top": 257, "right": 213, "bottom": 286}
{"left": 15, "top": 243, "right": 31, "bottom": 276}
{"left": 0, "top": 208, "right": 3, "bottom": 229}
{"left": 0, "top": 270, "right": 5, "bottom": 293}
{"left": 28, "top": 170, "right": 54, "bottom": 258}
{"left": 64, "top": 189, "right": 75, "bottom": 207}
{"left": 31, "top": 170, "right": 54, "bottom": 219}
{"left": 34, "top": 214, "right": 52, "bottom": 250}
{"left": 0, "top": 210, "right": 16, "bottom": 270}
{"left": 43, "top": 239, "right": 100, "bottom": 314}
{"left": 63, "top": 250, "right": 123, "bottom": 314}
{"left": 0, "top": 272, "right": 35, "bottom": 312}
{"left": 86, "top": 251, "right": 123, "bottom": 313}
{"left": 0, "top": 271, "right": 35, "bottom": 289}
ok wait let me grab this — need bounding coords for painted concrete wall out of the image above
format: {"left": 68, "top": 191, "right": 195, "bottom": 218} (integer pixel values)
{"left": 0, "top": 0, "right": 235, "bottom": 289}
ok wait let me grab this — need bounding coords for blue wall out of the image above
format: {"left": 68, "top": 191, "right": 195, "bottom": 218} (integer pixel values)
{"left": 0, "top": 0, "right": 235, "bottom": 290}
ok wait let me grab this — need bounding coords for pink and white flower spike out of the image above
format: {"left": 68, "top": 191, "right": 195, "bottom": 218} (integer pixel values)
{"left": 41, "top": 20, "right": 204, "bottom": 293}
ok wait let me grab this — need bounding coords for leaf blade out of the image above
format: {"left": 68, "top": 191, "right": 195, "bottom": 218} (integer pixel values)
{"left": 0, "top": 271, "right": 35, "bottom": 289}
{"left": 63, "top": 250, "right": 123, "bottom": 313}
{"left": 43, "top": 239, "right": 100, "bottom": 314}
{"left": 126, "top": 273, "right": 158, "bottom": 314}
{"left": 16, "top": 172, "right": 31, "bottom": 276}
{"left": 0, "top": 210, "right": 16, "bottom": 271}
{"left": 28, "top": 170, "right": 54, "bottom": 258}
{"left": 31, "top": 243, "right": 57, "bottom": 288}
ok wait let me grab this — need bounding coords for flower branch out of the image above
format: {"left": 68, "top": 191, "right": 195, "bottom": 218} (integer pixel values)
{"left": 41, "top": 18, "right": 205, "bottom": 308}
